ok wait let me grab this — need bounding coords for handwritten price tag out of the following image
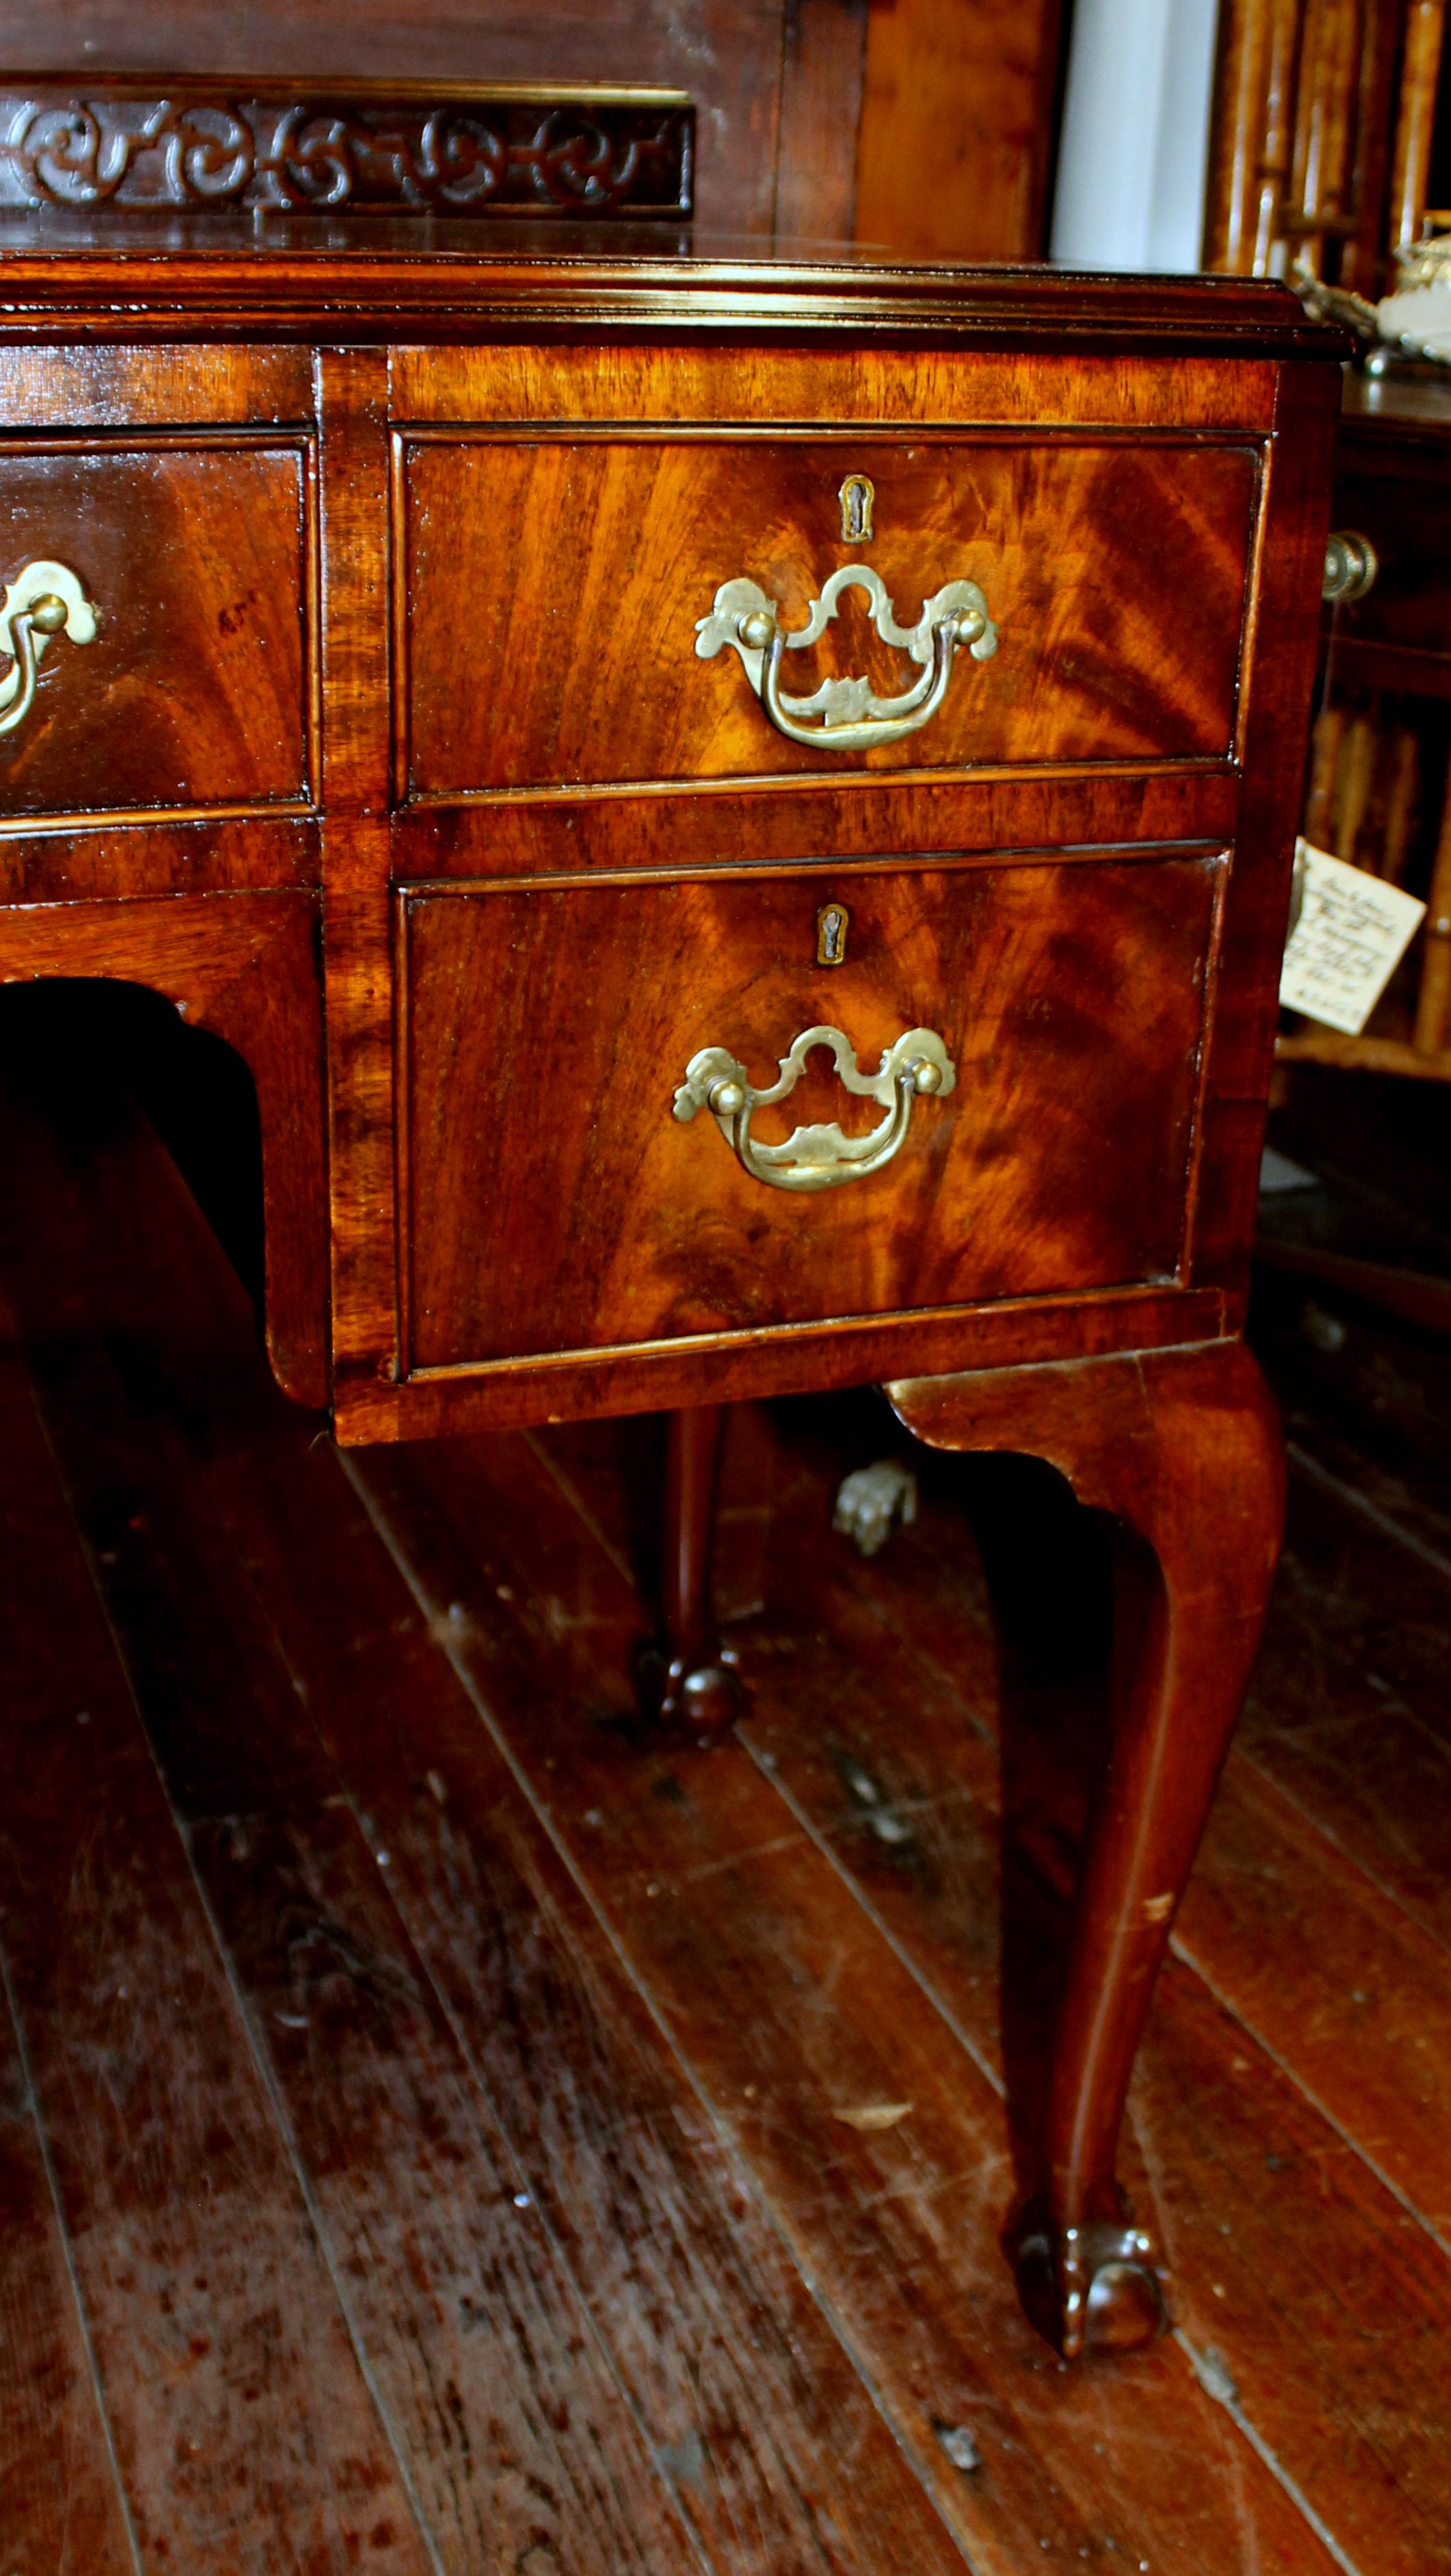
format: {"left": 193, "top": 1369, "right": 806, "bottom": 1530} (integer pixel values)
{"left": 1279, "top": 838, "right": 1426, "bottom": 1036}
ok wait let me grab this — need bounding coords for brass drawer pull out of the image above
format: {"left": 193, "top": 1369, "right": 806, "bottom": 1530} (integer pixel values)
{"left": 0, "top": 560, "right": 97, "bottom": 738}
{"left": 1322, "top": 529, "right": 1377, "bottom": 605}
{"left": 673, "top": 1021, "right": 956, "bottom": 1193}
{"left": 694, "top": 562, "right": 997, "bottom": 752}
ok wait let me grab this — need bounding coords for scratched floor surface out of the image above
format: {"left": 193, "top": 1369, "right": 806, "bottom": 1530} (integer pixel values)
{"left": 3, "top": 1001, "right": 1451, "bottom": 2576}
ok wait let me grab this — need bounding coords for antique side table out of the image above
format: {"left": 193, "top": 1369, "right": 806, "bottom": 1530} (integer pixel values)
{"left": 0, "top": 81, "right": 1342, "bottom": 2358}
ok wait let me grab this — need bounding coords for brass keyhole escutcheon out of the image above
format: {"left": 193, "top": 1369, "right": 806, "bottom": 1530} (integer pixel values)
{"left": 839, "top": 474, "right": 874, "bottom": 542}
{"left": 816, "top": 902, "right": 850, "bottom": 966}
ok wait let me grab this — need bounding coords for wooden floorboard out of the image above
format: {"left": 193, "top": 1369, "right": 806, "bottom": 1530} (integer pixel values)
{"left": 354, "top": 1426, "right": 1348, "bottom": 2576}
{"left": 5, "top": 1043, "right": 1451, "bottom": 2569}
{"left": 0, "top": 1302, "right": 436, "bottom": 2576}
{"left": 0, "top": 1068, "right": 982, "bottom": 2573}
{"left": 208, "top": 1467, "right": 978, "bottom": 2576}
{"left": 536, "top": 1408, "right": 1451, "bottom": 2576}
{"left": 1239, "top": 1468, "right": 1451, "bottom": 1950}
{"left": 0, "top": 1913, "right": 137, "bottom": 2576}
{"left": 722, "top": 1397, "right": 1451, "bottom": 2239}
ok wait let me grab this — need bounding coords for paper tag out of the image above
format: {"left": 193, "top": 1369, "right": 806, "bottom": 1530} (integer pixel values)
{"left": 1279, "top": 838, "right": 1426, "bottom": 1036}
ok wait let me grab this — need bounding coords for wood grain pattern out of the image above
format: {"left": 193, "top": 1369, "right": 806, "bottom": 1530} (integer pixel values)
{"left": 774, "top": 0, "right": 871, "bottom": 241}
{"left": 889, "top": 1342, "right": 1286, "bottom": 2348}
{"left": 0, "top": 1932, "right": 136, "bottom": 2573}
{"left": 391, "top": 341, "right": 1282, "bottom": 430}
{"left": 854, "top": 0, "right": 1065, "bottom": 260}
{"left": 0, "top": 442, "right": 313, "bottom": 821}
{"left": 397, "top": 856, "right": 1223, "bottom": 1369}
{"left": 0, "top": 228, "right": 1344, "bottom": 350}
{"left": 1184, "top": 358, "right": 1341, "bottom": 1313}
{"left": 0, "top": 815, "right": 320, "bottom": 903}
{"left": 1238, "top": 1439, "right": 1451, "bottom": 1949}
{"left": 345, "top": 1414, "right": 1342, "bottom": 2568}
{"left": 398, "top": 434, "right": 1259, "bottom": 793}
{"left": 333, "top": 1284, "right": 1228, "bottom": 1444}
{"left": 10, "top": 1042, "right": 1442, "bottom": 2564}
{"left": 0, "top": 1154, "right": 700, "bottom": 2576}
{"left": 395, "top": 769, "right": 1241, "bottom": 878}
{"left": 0, "top": 1272, "right": 433, "bottom": 2576}
{"left": 731, "top": 1386, "right": 1451, "bottom": 2263}
{"left": 0, "top": 232, "right": 1343, "bottom": 2384}
{"left": 0, "top": 342, "right": 313, "bottom": 428}
{"left": 668, "top": 1392, "right": 1451, "bottom": 2571}
{"left": 0, "top": 1049, "right": 1016, "bottom": 2576}
{"left": 316, "top": 348, "right": 398, "bottom": 1399}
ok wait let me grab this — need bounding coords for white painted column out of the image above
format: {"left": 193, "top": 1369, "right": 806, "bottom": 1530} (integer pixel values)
{"left": 1049, "top": 0, "right": 1221, "bottom": 273}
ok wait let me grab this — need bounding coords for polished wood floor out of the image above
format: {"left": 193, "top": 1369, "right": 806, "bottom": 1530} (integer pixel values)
{"left": 4, "top": 1018, "right": 1451, "bottom": 2575}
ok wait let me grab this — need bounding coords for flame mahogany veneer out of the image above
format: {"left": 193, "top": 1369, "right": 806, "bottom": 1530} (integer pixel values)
{"left": 0, "top": 213, "right": 1342, "bottom": 2358}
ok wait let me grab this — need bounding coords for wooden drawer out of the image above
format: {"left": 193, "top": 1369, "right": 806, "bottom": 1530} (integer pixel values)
{"left": 394, "top": 850, "right": 1224, "bottom": 1374}
{"left": 0, "top": 441, "right": 311, "bottom": 823}
{"left": 396, "top": 434, "right": 1259, "bottom": 798}
{"left": 1327, "top": 431, "right": 1451, "bottom": 672}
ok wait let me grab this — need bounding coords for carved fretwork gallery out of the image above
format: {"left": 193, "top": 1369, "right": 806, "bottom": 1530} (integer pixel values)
{"left": 0, "top": 78, "right": 693, "bottom": 216}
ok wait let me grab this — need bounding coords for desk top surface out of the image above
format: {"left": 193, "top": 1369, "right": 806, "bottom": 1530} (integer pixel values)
{"left": 0, "top": 213, "right": 1346, "bottom": 354}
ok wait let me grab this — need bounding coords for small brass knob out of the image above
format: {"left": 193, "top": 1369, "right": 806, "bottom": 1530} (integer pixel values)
{"left": 909, "top": 1058, "right": 943, "bottom": 1095}
{"left": 950, "top": 606, "right": 986, "bottom": 646}
{"left": 1322, "top": 531, "right": 1378, "bottom": 605}
{"left": 708, "top": 1076, "right": 747, "bottom": 1118}
{"left": 737, "top": 608, "right": 776, "bottom": 652}
{"left": 27, "top": 593, "right": 68, "bottom": 635}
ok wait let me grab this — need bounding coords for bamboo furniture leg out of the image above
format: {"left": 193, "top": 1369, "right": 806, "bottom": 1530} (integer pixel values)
{"left": 889, "top": 1340, "right": 1285, "bottom": 2356}
{"left": 646, "top": 1404, "right": 745, "bottom": 1727}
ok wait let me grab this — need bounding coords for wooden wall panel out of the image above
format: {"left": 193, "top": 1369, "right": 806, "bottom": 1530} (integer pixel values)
{"left": 774, "top": 0, "right": 872, "bottom": 238}
{"left": 854, "top": 0, "right": 1067, "bottom": 260}
{"left": 6, "top": 2, "right": 1067, "bottom": 257}
{"left": 0, "top": 3, "right": 793, "bottom": 236}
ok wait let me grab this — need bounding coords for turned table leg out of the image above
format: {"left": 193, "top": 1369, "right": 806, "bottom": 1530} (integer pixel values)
{"left": 644, "top": 1404, "right": 745, "bottom": 1728}
{"left": 889, "top": 1340, "right": 1285, "bottom": 2357}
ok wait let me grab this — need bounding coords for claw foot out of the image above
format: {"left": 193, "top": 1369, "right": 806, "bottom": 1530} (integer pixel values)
{"left": 1012, "top": 2208, "right": 1168, "bottom": 2358}
{"left": 833, "top": 1458, "right": 918, "bottom": 1558}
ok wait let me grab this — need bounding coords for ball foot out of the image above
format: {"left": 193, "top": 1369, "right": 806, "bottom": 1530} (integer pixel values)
{"left": 1013, "top": 2208, "right": 1168, "bottom": 2359}
{"left": 636, "top": 1640, "right": 745, "bottom": 1729}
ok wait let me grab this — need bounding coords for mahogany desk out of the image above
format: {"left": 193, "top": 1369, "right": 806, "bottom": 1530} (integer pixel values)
{"left": 0, "top": 193, "right": 1339, "bottom": 2357}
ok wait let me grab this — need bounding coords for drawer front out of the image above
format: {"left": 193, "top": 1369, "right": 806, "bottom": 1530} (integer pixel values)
{"left": 0, "top": 443, "right": 311, "bottom": 821}
{"left": 397, "top": 436, "right": 1258, "bottom": 798}
{"left": 395, "top": 852, "right": 1223, "bottom": 1374}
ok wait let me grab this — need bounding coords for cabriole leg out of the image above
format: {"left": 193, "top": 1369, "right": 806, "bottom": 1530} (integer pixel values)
{"left": 888, "top": 1341, "right": 1285, "bottom": 2358}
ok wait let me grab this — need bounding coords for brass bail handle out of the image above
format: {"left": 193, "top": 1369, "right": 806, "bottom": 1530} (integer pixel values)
{"left": 673, "top": 1022, "right": 956, "bottom": 1193}
{"left": 695, "top": 557, "right": 999, "bottom": 754}
{"left": 0, "top": 558, "right": 99, "bottom": 739}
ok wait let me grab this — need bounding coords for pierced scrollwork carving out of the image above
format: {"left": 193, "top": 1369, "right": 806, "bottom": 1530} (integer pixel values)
{"left": 0, "top": 81, "right": 694, "bottom": 217}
